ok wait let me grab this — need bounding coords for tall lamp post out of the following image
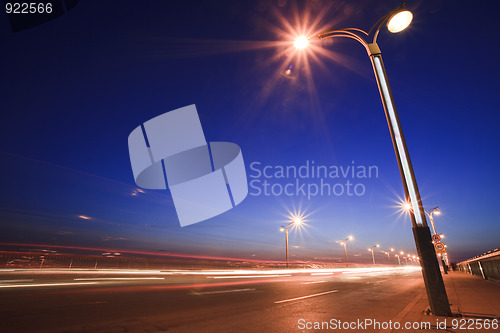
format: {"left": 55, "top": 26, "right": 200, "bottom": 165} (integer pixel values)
{"left": 424, "top": 206, "right": 449, "bottom": 272}
{"left": 340, "top": 235, "right": 354, "bottom": 268}
{"left": 368, "top": 244, "right": 380, "bottom": 265}
{"left": 384, "top": 248, "right": 395, "bottom": 264}
{"left": 280, "top": 217, "right": 302, "bottom": 268}
{"left": 395, "top": 253, "right": 401, "bottom": 266}
{"left": 424, "top": 206, "right": 440, "bottom": 235}
{"left": 301, "top": 3, "right": 452, "bottom": 316}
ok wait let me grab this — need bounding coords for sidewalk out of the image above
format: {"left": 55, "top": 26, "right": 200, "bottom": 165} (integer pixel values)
{"left": 382, "top": 271, "right": 500, "bottom": 333}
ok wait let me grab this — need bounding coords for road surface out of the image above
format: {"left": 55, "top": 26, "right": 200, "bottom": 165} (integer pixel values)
{"left": 0, "top": 267, "right": 426, "bottom": 332}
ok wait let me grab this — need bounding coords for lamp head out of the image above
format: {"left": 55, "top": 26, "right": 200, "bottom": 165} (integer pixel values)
{"left": 280, "top": 226, "right": 285, "bottom": 232}
{"left": 293, "top": 36, "right": 309, "bottom": 49}
{"left": 434, "top": 209, "right": 441, "bottom": 215}
{"left": 293, "top": 217, "right": 302, "bottom": 225}
{"left": 387, "top": 10, "right": 413, "bottom": 33}
{"left": 348, "top": 235, "right": 353, "bottom": 240}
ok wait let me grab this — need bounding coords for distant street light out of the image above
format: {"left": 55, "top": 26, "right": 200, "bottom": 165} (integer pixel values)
{"left": 340, "top": 235, "right": 354, "bottom": 268}
{"left": 280, "top": 217, "right": 302, "bottom": 268}
{"left": 368, "top": 244, "right": 380, "bottom": 265}
{"left": 395, "top": 254, "right": 401, "bottom": 266}
{"left": 384, "top": 248, "right": 395, "bottom": 264}
{"left": 424, "top": 206, "right": 449, "bottom": 271}
{"left": 424, "top": 206, "right": 441, "bottom": 235}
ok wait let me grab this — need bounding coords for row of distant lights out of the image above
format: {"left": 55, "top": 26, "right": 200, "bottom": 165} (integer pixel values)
{"left": 342, "top": 239, "right": 419, "bottom": 260}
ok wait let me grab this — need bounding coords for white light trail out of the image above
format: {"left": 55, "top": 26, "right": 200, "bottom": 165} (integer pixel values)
{"left": 190, "top": 288, "right": 256, "bottom": 295}
{"left": 74, "top": 277, "right": 165, "bottom": 281}
{"left": 207, "top": 274, "right": 291, "bottom": 279}
{"left": 0, "top": 282, "right": 100, "bottom": 289}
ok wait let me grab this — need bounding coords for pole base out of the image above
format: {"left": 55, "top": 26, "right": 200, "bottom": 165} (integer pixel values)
{"left": 413, "top": 225, "right": 452, "bottom": 317}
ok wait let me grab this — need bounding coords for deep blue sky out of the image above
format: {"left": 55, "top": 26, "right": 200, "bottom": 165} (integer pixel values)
{"left": 1, "top": 0, "right": 499, "bottom": 263}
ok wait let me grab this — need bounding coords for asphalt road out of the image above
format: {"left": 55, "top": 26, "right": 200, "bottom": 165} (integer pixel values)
{"left": 0, "top": 267, "right": 425, "bottom": 332}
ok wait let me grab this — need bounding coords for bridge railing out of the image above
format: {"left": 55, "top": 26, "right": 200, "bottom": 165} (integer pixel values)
{"left": 457, "top": 248, "right": 500, "bottom": 281}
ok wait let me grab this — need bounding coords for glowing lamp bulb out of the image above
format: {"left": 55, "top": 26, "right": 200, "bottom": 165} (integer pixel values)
{"left": 387, "top": 10, "right": 413, "bottom": 33}
{"left": 294, "top": 36, "right": 309, "bottom": 49}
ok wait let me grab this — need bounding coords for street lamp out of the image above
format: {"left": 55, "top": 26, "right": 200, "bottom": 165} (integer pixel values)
{"left": 368, "top": 244, "right": 380, "bottom": 265}
{"left": 280, "top": 217, "right": 302, "bottom": 268}
{"left": 395, "top": 254, "right": 401, "bottom": 266}
{"left": 424, "top": 206, "right": 449, "bottom": 271}
{"left": 384, "top": 248, "right": 395, "bottom": 264}
{"left": 296, "top": 3, "right": 451, "bottom": 316}
{"left": 340, "top": 235, "right": 354, "bottom": 268}
{"left": 424, "top": 206, "right": 441, "bottom": 235}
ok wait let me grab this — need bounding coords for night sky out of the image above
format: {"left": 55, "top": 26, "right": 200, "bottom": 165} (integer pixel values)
{"left": 1, "top": 0, "right": 499, "bottom": 263}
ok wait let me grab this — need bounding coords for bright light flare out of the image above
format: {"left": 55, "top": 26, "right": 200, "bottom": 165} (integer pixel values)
{"left": 387, "top": 10, "right": 413, "bottom": 33}
{"left": 283, "top": 204, "right": 311, "bottom": 233}
{"left": 293, "top": 36, "right": 309, "bottom": 49}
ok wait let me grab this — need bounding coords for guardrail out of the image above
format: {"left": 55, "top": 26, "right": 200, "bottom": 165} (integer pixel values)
{"left": 457, "top": 248, "right": 500, "bottom": 281}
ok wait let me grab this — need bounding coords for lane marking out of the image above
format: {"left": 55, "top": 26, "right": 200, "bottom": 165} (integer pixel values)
{"left": 0, "top": 282, "right": 100, "bottom": 288}
{"left": 274, "top": 290, "right": 338, "bottom": 304}
{"left": 191, "top": 288, "right": 256, "bottom": 295}
{"left": 208, "top": 274, "right": 291, "bottom": 279}
{"left": 301, "top": 281, "right": 327, "bottom": 285}
{"left": 74, "top": 277, "right": 165, "bottom": 281}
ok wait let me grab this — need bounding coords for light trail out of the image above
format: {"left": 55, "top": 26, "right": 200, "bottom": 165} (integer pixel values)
{"left": 0, "top": 282, "right": 100, "bottom": 289}
{"left": 0, "top": 266, "right": 420, "bottom": 278}
{"left": 190, "top": 288, "right": 256, "bottom": 296}
{"left": 0, "top": 279, "right": 34, "bottom": 283}
{"left": 207, "top": 274, "right": 291, "bottom": 279}
{"left": 74, "top": 277, "right": 165, "bottom": 281}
